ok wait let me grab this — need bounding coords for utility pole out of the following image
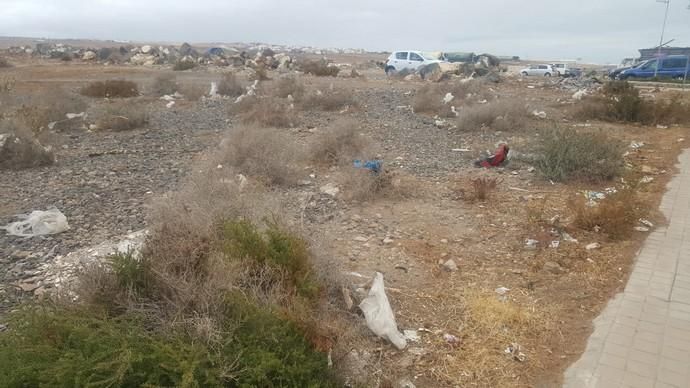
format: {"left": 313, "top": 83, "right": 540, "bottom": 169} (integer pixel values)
{"left": 655, "top": 0, "right": 671, "bottom": 77}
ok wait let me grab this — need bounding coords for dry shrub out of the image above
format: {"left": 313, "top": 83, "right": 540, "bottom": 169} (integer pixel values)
{"left": 273, "top": 76, "right": 305, "bottom": 100}
{"left": 95, "top": 101, "right": 149, "bottom": 131}
{"left": 311, "top": 119, "right": 371, "bottom": 165}
{"left": 534, "top": 128, "right": 625, "bottom": 182}
{"left": 217, "top": 73, "right": 244, "bottom": 97}
{"left": 456, "top": 99, "right": 529, "bottom": 131}
{"left": 0, "top": 76, "right": 14, "bottom": 94}
{"left": 231, "top": 96, "right": 297, "bottom": 128}
{"left": 0, "top": 57, "right": 11, "bottom": 68}
{"left": 80, "top": 79, "right": 139, "bottom": 98}
{"left": 302, "top": 89, "right": 356, "bottom": 111}
{"left": 251, "top": 66, "right": 270, "bottom": 81}
{"left": 300, "top": 59, "right": 340, "bottom": 77}
{"left": 178, "top": 82, "right": 206, "bottom": 101}
{"left": 574, "top": 81, "right": 690, "bottom": 126}
{"left": 340, "top": 168, "right": 416, "bottom": 202}
{"left": 217, "top": 125, "right": 302, "bottom": 186}
{"left": 0, "top": 121, "right": 55, "bottom": 170}
{"left": 13, "top": 88, "right": 88, "bottom": 132}
{"left": 173, "top": 60, "right": 197, "bottom": 71}
{"left": 412, "top": 84, "right": 454, "bottom": 117}
{"left": 570, "top": 188, "right": 648, "bottom": 240}
{"left": 150, "top": 74, "right": 178, "bottom": 96}
{"left": 470, "top": 177, "right": 501, "bottom": 201}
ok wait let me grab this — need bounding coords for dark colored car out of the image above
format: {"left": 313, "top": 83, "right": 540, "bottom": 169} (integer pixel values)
{"left": 619, "top": 56, "right": 689, "bottom": 80}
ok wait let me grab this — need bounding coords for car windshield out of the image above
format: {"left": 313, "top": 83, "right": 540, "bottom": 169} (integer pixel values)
{"left": 421, "top": 52, "right": 439, "bottom": 61}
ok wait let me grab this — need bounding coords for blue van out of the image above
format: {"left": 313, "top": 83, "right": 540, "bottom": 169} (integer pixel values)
{"left": 619, "top": 55, "right": 689, "bottom": 80}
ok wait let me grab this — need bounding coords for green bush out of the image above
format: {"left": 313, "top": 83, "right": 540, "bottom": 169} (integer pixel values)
{"left": 0, "top": 303, "right": 334, "bottom": 388}
{"left": 534, "top": 128, "right": 625, "bottom": 182}
{"left": 220, "top": 219, "right": 318, "bottom": 298}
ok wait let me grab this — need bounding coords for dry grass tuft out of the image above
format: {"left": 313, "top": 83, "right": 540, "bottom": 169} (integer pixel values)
{"left": 310, "top": 119, "right": 371, "bottom": 165}
{"left": 273, "top": 77, "right": 305, "bottom": 100}
{"left": 412, "top": 84, "right": 455, "bottom": 117}
{"left": 574, "top": 81, "right": 690, "bottom": 126}
{"left": 251, "top": 66, "right": 270, "bottom": 81}
{"left": 231, "top": 96, "right": 297, "bottom": 128}
{"left": 0, "top": 57, "right": 12, "bottom": 68}
{"left": 302, "top": 89, "right": 356, "bottom": 112}
{"left": 13, "top": 88, "right": 88, "bottom": 132}
{"left": 570, "top": 188, "right": 648, "bottom": 240}
{"left": 470, "top": 177, "right": 501, "bottom": 201}
{"left": 178, "top": 82, "right": 206, "bottom": 101}
{"left": 456, "top": 99, "right": 529, "bottom": 131}
{"left": 0, "top": 120, "right": 55, "bottom": 170}
{"left": 217, "top": 73, "right": 244, "bottom": 97}
{"left": 216, "top": 125, "right": 303, "bottom": 186}
{"left": 150, "top": 74, "right": 178, "bottom": 96}
{"left": 340, "top": 168, "right": 417, "bottom": 202}
{"left": 173, "top": 60, "right": 197, "bottom": 71}
{"left": 95, "top": 101, "right": 149, "bottom": 131}
{"left": 300, "top": 59, "right": 340, "bottom": 77}
{"left": 80, "top": 80, "right": 139, "bottom": 98}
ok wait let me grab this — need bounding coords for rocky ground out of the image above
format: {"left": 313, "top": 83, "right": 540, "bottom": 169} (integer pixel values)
{"left": 1, "top": 58, "right": 689, "bottom": 387}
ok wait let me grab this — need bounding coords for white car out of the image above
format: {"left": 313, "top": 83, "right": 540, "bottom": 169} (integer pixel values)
{"left": 520, "top": 64, "right": 554, "bottom": 77}
{"left": 385, "top": 51, "right": 442, "bottom": 75}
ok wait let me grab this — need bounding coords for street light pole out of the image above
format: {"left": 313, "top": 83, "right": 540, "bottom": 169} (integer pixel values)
{"left": 655, "top": 0, "right": 671, "bottom": 77}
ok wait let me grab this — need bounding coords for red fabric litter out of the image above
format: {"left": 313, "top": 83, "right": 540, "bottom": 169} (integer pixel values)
{"left": 475, "top": 144, "right": 509, "bottom": 168}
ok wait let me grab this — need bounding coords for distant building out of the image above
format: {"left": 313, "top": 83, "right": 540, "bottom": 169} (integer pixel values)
{"left": 639, "top": 46, "right": 690, "bottom": 61}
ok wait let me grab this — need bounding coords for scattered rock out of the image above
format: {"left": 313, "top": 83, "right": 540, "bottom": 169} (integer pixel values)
{"left": 442, "top": 259, "right": 458, "bottom": 272}
{"left": 543, "top": 261, "right": 564, "bottom": 274}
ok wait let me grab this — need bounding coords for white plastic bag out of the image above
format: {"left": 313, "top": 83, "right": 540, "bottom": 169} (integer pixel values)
{"left": 3, "top": 208, "right": 69, "bottom": 237}
{"left": 359, "top": 272, "right": 407, "bottom": 350}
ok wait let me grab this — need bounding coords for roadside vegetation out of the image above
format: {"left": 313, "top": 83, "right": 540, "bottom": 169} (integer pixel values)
{"left": 81, "top": 80, "right": 139, "bottom": 98}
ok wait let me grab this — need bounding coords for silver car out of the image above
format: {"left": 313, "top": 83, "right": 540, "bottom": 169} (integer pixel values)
{"left": 520, "top": 64, "right": 554, "bottom": 77}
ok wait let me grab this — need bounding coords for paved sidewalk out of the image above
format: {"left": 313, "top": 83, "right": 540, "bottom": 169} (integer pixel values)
{"left": 564, "top": 150, "right": 690, "bottom": 388}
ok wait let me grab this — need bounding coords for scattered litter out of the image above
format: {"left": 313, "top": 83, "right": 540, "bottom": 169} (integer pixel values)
{"left": 495, "top": 286, "right": 510, "bottom": 295}
{"left": 442, "top": 92, "right": 454, "bottom": 104}
{"left": 584, "top": 187, "right": 617, "bottom": 202}
{"left": 639, "top": 219, "right": 654, "bottom": 228}
{"left": 3, "top": 208, "right": 70, "bottom": 237}
{"left": 629, "top": 141, "right": 645, "bottom": 149}
{"left": 353, "top": 236, "right": 368, "bottom": 242}
{"left": 320, "top": 183, "right": 340, "bottom": 197}
{"left": 451, "top": 148, "right": 471, "bottom": 152}
{"left": 550, "top": 240, "right": 560, "bottom": 249}
{"left": 353, "top": 159, "right": 382, "bottom": 173}
{"left": 504, "top": 343, "right": 527, "bottom": 362}
{"left": 474, "top": 144, "right": 509, "bottom": 168}
{"left": 527, "top": 166, "right": 536, "bottom": 173}
{"left": 209, "top": 82, "right": 219, "bottom": 97}
{"left": 640, "top": 176, "right": 654, "bottom": 184}
{"left": 634, "top": 226, "right": 650, "bottom": 232}
{"left": 65, "top": 112, "right": 86, "bottom": 120}
{"left": 527, "top": 85, "right": 535, "bottom": 89}
{"left": 166, "top": 101, "right": 175, "bottom": 109}
{"left": 572, "top": 89, "right": 587, "bottom": 100}
{"left": 443, "top": 333, "right": 460, "bottom": 344}
{"left": 359, "top": 272, "right": 407, "bottom": 350}
{"left": 398, "top": 378, "right": 416, "bottom": 388}
{"left": 403, "top": 330, "right": 420, "bottom": 343}
{"left": 562, "top": 232, "right": 578, "bottom": 243}
{"left": 531, "top": 110, "right": 547, "bottom": 119}
{"left": 656, "top": 125, "right": 668, "bottom": 129}
{"left": 525, "top": 239, "right": 539, "bottom": 250}
{"left": 586, "top": 243, "right": 601, "bottom": 250}
{"left": 434, "top": 119, "right": 448, "bottom": 128}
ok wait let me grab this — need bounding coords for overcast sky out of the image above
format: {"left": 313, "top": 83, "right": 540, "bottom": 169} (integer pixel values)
{"left": 1, "top": 0, "right": 690, "bottom": 63}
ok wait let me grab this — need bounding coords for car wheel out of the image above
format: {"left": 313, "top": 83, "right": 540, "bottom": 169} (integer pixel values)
{"left": 521, "top": 71, "right": 528, "bottom": 76}
{"left": 385, "top": 66, "right": 396, "bottom": 76}
{"left": 544, "top": 72, "right": 551, "bottom": 77}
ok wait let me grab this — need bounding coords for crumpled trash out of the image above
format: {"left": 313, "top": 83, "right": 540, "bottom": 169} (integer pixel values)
{"left": 443, "top": 333, "right": 460, "bottom": 344}
{"left": 505, "top": 343, "right": 526, "bottom": 362}
{"left": 3, "top": 207, "right": 70, "bottom": 237}
{"left": 354, "top": 159, "right": 382, "bottom": 174}
{"left": 474, "top": 144, "right": 509, "bottom": 168}
{"left": 442, "top": 92, "right": 454, "bottom": 104}
{"left": 531, "top": 110, "right": 547, "bottom": 119}
{"left": 359, "top": 272, "right": 407, "bottom": 350}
